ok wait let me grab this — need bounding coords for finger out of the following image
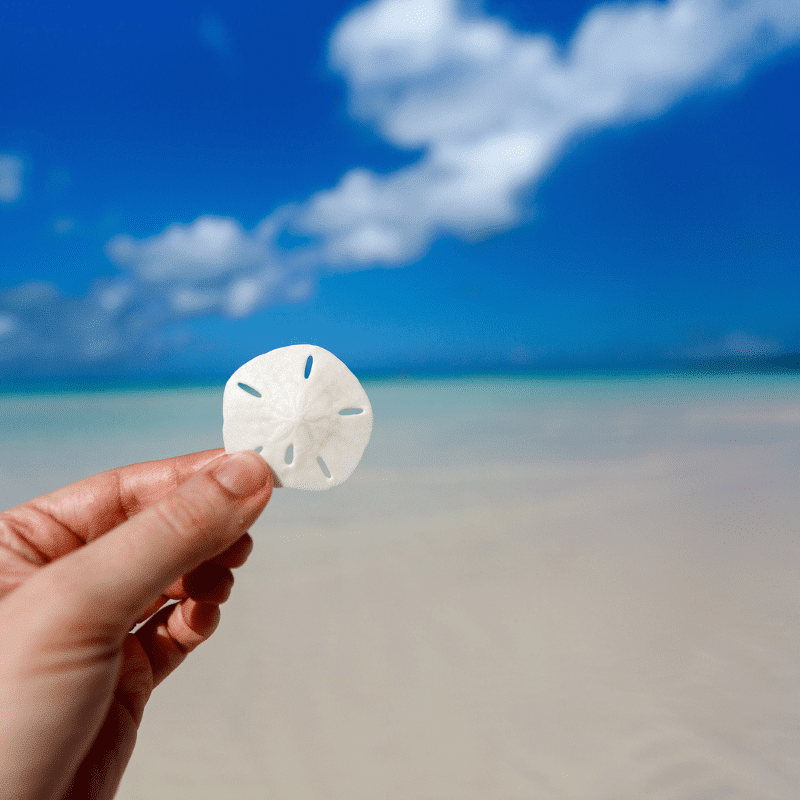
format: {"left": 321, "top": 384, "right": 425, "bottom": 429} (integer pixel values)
{"left": 132, "top": 534, "right": 252, "bottom": 623}
{"left": 211, "top": 532, "right": 254, "bottom": 569}
{"left": 36, "top": 451, "right": 271, "bottom": 636}
{"left": 163, "top": 533, "right": 254, "bottom": 599}
{"left": 133, "top": 595, "right": 171, "bottom": 627}
{"left": 134, "top": 599, "right": 222, "bottom": 687}
{"left": 183, "top": 563, "right": 235, "bottom": 604}
{"left": 0, "top": 449, "right": 225, "bottom": 565}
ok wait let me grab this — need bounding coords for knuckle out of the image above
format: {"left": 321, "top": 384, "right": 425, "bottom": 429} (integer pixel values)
{"left": 0, "top": 511, "right": 48, "bottom": 566}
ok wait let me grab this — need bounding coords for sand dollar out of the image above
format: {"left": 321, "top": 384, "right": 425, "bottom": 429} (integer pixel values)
{"left": 222, "top": 345, "right": 373, "bottom": 490}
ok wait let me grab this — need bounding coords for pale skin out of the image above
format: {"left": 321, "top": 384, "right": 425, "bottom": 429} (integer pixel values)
{"left": 0, "top": 448, "right": 273, "bottom": 800}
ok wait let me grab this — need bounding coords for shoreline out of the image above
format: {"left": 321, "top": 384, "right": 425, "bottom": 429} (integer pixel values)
{"left": 1, "top": 354, "right": 798, "bottom": 396}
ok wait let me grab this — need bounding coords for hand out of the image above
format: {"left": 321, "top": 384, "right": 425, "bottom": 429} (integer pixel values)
{"left": 0, "top": 449, "right": 273, "bottom": 800}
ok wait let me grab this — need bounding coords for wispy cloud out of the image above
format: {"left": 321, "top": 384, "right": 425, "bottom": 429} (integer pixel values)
{"left": 0, "top": 154, "right": 23, "bottom": 203}
{"left": 109, "top": 0, "right": 800, "bottom": 277}
{"left": 298, "top": 0, "right": 800, "bottom": 264}
{"left": 106, "top": 214, "right": 313, "bottom": 318}
{"left": 2, "top": 0, "right": 799, "bottom": 372}
{"left": 669, "top": 329, "right": 784, "bottom": 360}
{"left": 0, "top": 279, "right": 150, "bottom": 369}
{"left": 198, "top": 9, "right": 244, "bottom": 75}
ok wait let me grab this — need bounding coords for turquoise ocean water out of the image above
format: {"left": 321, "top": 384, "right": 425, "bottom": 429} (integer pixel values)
{"left": 1, "top": 368, "right": 798, "bottom": 510}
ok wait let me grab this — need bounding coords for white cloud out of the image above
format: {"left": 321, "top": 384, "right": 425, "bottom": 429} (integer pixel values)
{"left": 107, "top": 216, "right": 266, "bottom": 282}
{"left": 295, "top": 0, "right": 800, "bottom": 265}
{"left": 106, "top": 0, "right": 800, "bottom": 281}
{"left": 0, "top": 213, "right": 311, "bottom": 369}
{"left": 683, "top": 330, "right": 784, "bottom": 359}
{"left": 0, "top": 314, "right": 16, "bottom": 338}
{"left": 54, "top": 218, "right": 74, "bottom": 234}
{"left": 665, "top": 328, "right": 786, "bottom": 361}
{"left": 0, "top": 154, "right": 23, "bottom": 203}
{"left": 0, "top": 280, "right": 155, "bottom": 367}
{"left": 105, "top": 213, "right": 312, "bottom": 319}
{"left": 198, "top": 9, "right": 243, "bottom": 74}
{"left": 720, "top": 330, "right": 783, "bottom": 357}
{"left": 93, "top": 278, "right": 135, "bottom": 313}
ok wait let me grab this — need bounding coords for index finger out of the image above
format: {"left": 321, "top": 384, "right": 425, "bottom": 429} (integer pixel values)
{"left": 0, "top": 449, "right": 226, "bottom": 565}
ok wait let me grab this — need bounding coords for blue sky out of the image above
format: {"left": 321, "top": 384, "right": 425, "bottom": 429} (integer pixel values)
{"left": 1, "top": 0, "right": 799, "bottom": 380}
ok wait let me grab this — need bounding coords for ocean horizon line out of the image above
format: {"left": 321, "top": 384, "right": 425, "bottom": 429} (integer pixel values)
{"left": 1, "top": 352, "right": 798, "bottom": 396}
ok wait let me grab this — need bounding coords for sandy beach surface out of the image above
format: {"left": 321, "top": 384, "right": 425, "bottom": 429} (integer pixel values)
{"left": 1, "top": 374, "right": 799, "bottom": 799}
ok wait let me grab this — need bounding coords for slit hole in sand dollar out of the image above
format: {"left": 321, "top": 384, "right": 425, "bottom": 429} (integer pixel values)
{"left": 304, "top": 355, "right": 313, "bottom": 379}
{"left": 317, "top": 457, "right": 331, "bottom": 479}
{"left": 339, "top": 408, "right": 363, "bottom": 415}
{"left": 237, "top": 382, "right": 262, "bottom": 398}
{"left": 284, "top": 444, "right": 294, "bottom": 465}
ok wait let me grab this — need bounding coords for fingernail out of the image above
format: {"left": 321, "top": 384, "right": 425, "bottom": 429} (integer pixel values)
{"left": 214, "top": 451, "right": 270, "bottom": 496}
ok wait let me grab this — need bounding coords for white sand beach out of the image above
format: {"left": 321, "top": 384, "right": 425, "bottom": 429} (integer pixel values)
{"left": 1, "top": 374, "right": 799, "bottom": 799}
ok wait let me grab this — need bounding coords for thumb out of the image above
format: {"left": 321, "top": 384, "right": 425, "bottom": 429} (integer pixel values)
{"left": 44, "top": 450, "right": 273, "bottom": 635}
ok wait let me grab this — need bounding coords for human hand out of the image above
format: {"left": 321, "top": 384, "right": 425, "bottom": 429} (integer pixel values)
{"left": 0, "top": 449, "right": 273, "bottom": 800}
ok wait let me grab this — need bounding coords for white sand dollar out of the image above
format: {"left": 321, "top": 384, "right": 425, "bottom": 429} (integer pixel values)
{"left": 222, "top": 345, "right": 373, "bottom": 490}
